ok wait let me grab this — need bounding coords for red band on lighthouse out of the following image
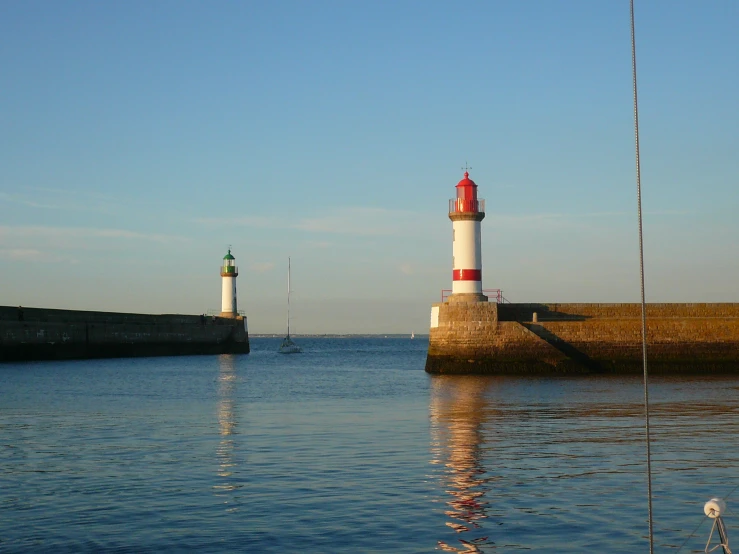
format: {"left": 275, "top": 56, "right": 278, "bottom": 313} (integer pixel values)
{"left": 453, "top": 269, "right": 482, "bottom": 281}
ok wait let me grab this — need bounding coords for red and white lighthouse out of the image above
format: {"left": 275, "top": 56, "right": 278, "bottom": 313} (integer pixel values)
{"left": 449, "top": 170, "right": 487, "bottom": 302}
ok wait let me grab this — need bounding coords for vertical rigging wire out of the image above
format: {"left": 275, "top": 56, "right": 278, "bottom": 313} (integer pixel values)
{"left": 630, "top": 1, "right": 655, "bottom": 552}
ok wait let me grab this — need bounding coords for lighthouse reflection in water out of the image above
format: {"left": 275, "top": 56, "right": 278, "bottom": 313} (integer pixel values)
{"left": 214, "top": 354, "right": 243, "bottom": 510}
{"left": 430, "top": 376, "right": 498, "bottom": 553}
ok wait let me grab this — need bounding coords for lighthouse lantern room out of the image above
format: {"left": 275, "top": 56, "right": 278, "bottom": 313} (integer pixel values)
{"left": 220, "top": 249, "right": 239, "bottom": 317}
{"left": 449, "top": 171, "right": 487, "bottom": 302}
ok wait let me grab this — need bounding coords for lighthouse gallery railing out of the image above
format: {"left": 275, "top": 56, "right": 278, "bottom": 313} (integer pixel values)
{"left": 449, "top": 198, "right": 485, "bottom": 214}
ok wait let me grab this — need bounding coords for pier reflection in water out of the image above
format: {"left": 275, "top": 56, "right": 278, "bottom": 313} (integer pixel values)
{"left": 213, "top": 354, "right": 243, "bottom": 511}
{"left": 430, "top": 376, "right": 499, "bottom": 553}
{"left": 427, "top": 375, "right": 655, "bottom": 551}
{"left": 428, "top": 374, "right": 739, "bottom": 551}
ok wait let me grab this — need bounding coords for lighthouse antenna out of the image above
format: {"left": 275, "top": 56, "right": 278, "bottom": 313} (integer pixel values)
{"left": 461, "top": 162, "right": 472, "bottom": 173}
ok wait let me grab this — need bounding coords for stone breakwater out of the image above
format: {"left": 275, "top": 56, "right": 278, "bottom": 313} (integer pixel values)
{"left": 0, "top": 306, "right": 250, "bottom": 362}
{"left": 425, "top": 302, "right": 739, "bottom": 374}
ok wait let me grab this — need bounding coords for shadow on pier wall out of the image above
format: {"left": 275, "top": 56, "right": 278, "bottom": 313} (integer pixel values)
{"left": 523, "top": 323, "right": 602, "bottom": 372}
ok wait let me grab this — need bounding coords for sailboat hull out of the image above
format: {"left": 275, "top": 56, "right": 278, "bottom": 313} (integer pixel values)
{"left": 279, "top": 336, "right": 301, "bottom": 354}
{"left": 278, "top": 344, "right": 302, "bottom": 354}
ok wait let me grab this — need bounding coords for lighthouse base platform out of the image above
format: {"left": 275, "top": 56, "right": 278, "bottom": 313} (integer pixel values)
{"left": 447, "top": 292, "right": 489, "bottom": 303}
{"left": 0, "top": 306, "right": 250, "bottom": 362}
{"left": 425, "top": 302, "right": 739, "bottom": 375}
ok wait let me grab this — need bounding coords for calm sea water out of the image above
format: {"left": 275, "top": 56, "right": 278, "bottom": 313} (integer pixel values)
{"left": 1, "top": 336, "right": 738, "bottom": 553}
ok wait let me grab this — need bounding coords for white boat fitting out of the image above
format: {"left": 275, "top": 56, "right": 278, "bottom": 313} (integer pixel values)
{"left": 704, "top": 498, "right": 731, "bottom": 554}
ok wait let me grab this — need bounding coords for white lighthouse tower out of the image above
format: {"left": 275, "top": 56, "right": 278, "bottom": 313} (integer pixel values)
{"left": 449, "top": 170, "right": 487, "bottom": 302}
{"left": 220, "top": 249, "right": 239, "bottom": 317}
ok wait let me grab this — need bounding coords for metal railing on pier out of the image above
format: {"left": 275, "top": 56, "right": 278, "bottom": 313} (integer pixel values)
{"left": 206, "top": 309, "right": 246, "bottom": 317}
{"left": 441, "top": 289, "right": 507, "bottom": 303}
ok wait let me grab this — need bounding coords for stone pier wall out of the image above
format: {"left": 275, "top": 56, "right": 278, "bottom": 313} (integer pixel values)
{"left": 426, "top": 302, "right": 739, "bottom": 374}
{"left": 0, "top": 306, "right": 250, "bottom": 362}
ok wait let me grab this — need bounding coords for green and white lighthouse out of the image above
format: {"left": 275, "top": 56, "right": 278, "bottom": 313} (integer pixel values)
{"left": 220, "top": 249, "right": 239, "bottom": 317}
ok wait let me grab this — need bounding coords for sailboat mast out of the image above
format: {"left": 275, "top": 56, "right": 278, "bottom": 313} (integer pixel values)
{"left": 287, "top": 257, "right": 291, "bottom": 338}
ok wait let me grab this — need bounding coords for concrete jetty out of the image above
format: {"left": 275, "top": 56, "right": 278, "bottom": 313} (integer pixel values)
{"left": 425, "top": 301, "right": 739, "bottom": 374}
{"left": 0, "top": 305, "right": 250, "bottom": 362}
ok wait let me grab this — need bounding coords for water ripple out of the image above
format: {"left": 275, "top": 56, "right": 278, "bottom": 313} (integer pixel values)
{"left": 1, "top": 339, "right": 738, "bottom": 552}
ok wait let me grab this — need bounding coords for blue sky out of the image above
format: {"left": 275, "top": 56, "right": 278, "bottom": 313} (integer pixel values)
{"left": 1, "top": 1, "right": 737, "bottom": 334}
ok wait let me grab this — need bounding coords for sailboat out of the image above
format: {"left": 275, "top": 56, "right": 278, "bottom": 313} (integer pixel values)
{"left": 278, "top": 257, "right": 301, "bottom": 354}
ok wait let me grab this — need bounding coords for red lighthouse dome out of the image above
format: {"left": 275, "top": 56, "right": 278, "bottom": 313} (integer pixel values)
{"left": 453, "top": 171, "right": 479, "bottom": 213}
{"left": 456, "top": 171, "right": 477, "bottom": 191}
